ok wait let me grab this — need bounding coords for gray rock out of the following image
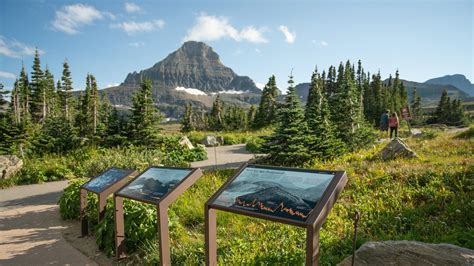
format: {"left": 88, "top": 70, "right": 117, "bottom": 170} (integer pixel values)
{"left": 338, "top": 241, "right": 474, "bottom": 266}
{"left": 202, "top": 135, "right": 218, "bottom": 147}
{"left": 377, "top": 138, "right": 417, "bottom": 160}
{"left": 216, "top": 136, "right": 225, "bottom": 146}
{"left": 0, "top": 155, "right": 23, "bottom": 179}
{"left": 410, "top": 129, "right": 423, "bottom": 136}
{"left": 179, "top": 136, "right": 195, "bottom": 150}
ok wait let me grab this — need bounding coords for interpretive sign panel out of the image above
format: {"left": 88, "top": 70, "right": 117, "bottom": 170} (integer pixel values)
{"left": 211, "top": 166, "right": 334, "bottom": 222}
{"left": 116, "top": 167, "right": 192, "bottom": 204}
{"left": 114, "top": 166, "right": 203, "bottom": 266}
{"left": 80, "top": 167, "right": 137, "bottom": 236}
{"left": 82, "top": 168, "right": 135, "bottom": 193}
{"left": 205, "top": 164, "right": 347, "bottom": 266}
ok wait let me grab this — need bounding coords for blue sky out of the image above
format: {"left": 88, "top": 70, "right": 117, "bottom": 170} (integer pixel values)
{"left": 0, "top": 0, "right": 472, "bottom": 92}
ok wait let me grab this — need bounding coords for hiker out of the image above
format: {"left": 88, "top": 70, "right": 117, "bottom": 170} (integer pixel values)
{"left": 389, "top": 112, "right": 399, "bottom": 139}
{"left": 379, "top": 110, "right": 390, "bottom": 138}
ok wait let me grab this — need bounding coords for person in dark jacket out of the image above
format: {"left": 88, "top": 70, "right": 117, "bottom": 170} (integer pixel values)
{"left": 379, "top": 110, "right": 390, "bottom": 138}
{"left": 388, "top": 112, "right": 399, "bottom": 139}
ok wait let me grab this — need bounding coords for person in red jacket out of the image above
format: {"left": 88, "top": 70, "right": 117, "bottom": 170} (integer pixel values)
{"left": 388, "top": 112, "right": 399, "bottom": 139}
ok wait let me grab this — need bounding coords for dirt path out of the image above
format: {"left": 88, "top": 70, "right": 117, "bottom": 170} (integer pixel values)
{"left": 191, "top": 144, "right": 258, "bottom": 169}
{"left": 0, "top": 181, "right": 97, "bottom": 265}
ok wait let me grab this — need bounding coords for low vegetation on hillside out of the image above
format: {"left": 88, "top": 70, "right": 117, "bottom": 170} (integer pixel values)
{"left": 58, "top": 129, "right": 473, "bottom": 264}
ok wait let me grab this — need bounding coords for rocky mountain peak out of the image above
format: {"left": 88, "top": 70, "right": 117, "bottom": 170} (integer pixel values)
{"left": 122, "top": 41, "right": 260, "bottom": 93}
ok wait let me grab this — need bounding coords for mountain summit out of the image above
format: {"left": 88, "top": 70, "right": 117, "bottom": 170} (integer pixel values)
{"left": 121, "top": 41, "right": 260, "bottom": 93}
{"left": 425, "top": 74, "right": 474, "bottom": 96}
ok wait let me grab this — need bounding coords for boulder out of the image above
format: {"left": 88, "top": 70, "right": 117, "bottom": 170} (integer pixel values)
{"left": 377, "top": 138, "right": 417, "bottom": 160}
{"left": 179, "top": 136, "right": 195, "bottom": 150}
{"left": 0, "top": 155, "right": 23, "bottom": 180}
{"left": 338, "top": 241, "right": 474, "bottom": 266}
{"left": 410, "top": 128, "right": 423, "bottom": 136}
{"left": 216, "top": 136, "right": 225, "bottom": 146}
{"left": 202, "top": 135, "right": 218, "bottom": 147}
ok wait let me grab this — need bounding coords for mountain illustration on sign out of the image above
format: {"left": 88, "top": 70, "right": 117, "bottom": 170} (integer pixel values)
{"left": 225, "top": 180, "right": 329, "bottom": 221}
{"left": 233, "top": 186, "right": 314, "bottom": 220}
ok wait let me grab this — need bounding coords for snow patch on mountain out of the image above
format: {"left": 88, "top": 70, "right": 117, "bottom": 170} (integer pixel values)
{"left": 210, "top": 90, "right": 248, "bottom": 95}
{"left": 175, "top": 86, "right": 207, "bottom": 95}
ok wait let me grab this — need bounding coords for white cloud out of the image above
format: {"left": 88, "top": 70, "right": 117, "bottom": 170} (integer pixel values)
{"left": 240, "top": 26, "right": 268, "bottom": 43}
{"left": 112, "top": 20, "right": 165, "bottom": 35}
{"left": 0, "top": 70, "right": 16, "bottom": 79}
{"left": 0, "top": 36, "right": 43, "bottom": 58}
{"left": 320, "top": 40, "right": 328, "bottom": 47}
{"left": 52, "top": 4, "right": 106, "bottom": 34}
{"left": 184, "top": 14, "right": 268, "bottom": 44}
{"left": 278, "top": 25, "right": 296, "bottom": 44}
{"left": 129, "top": 42, "right": 145, "bottom": 47}
{"left": 255, "top": 82, "right": 265, "bottom": 90}
{"left": 125, "top": 3, "right": 141, "bottom": 13}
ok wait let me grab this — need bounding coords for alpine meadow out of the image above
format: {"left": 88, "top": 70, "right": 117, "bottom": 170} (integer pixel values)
{"left": 0, "top": 1, "right": 473, "bottom": 265}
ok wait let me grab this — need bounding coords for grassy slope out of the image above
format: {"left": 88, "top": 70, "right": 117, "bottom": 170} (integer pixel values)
{"left": 130, "top": 128, "right": 473, "bottom": 264}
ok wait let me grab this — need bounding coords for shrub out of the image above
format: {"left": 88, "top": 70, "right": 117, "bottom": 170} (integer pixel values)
{"left": 245, "top": 137, "right": 265, "bottom": 153}
{"left": 1, "top": 136, "right": 208, "bottom": 188}
{"left": 455, "top": 126, "right": 474, "bottom": 139}
{"left": 58, "top": 178, "right": 89, "bottom": 220}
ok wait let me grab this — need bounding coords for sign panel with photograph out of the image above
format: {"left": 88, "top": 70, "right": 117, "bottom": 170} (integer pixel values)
{"left": 82, "top": 168, "right": 135, "bottom": 193}
{"left": 117, "top": 167, "right": 192, "bottom": 204}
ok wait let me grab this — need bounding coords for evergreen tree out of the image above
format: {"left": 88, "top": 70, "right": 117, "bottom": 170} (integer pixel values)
{"left": 18, "top": 65, "right": 31, "bottom": 124}
{"left": 129, "top": 79, "right": 161, "bottom": 145}
{"left": 60, "top": 60, "right": 73, "bottom": 122}
{"left": 43, "top": 67, "right": 57, "bottom": 118}
{"left": 181, "top": 103, "right": 195, "bottom": 132}
{"left": 35, "top": 116, "right": 78, "bottom": 154}
{"left": 267, "top": 74, "right": 310, "bottom": 166}
{"left": 434, "top": 89, "right": 450, "bottom": 123}
{"left": 247, "top": 105, "right": 256, "bottom": 127}
{"left": 10, "top": 80, "right": 21, "bottom": 124}
{"left": 30, "top": 48, "right": 45, "bottom": 121}
{"left": 104, "top": 107, "right": 126, "bottom": 146}
{"left": 209, "top": 95, "right": 224, "bottom": 131}
{"left": 98, "top": 91, "right": 112, "bottom": 137}
{"left": 411, "top": 87, "right": 422, "bottom": 119}
{"left": 0, "top": 83, "right": 8, "bottom": 112}
{"left": 449, "top": 99, "right": 467, "bottom": 125}
{"left": 254, "top": 75, "right": 279, "bottom": 128}
{"left": 305, "top": 70, "right": 345, "bottom": 159}
{"left": 90, "top": 75, "right": 100, "bottom": 134}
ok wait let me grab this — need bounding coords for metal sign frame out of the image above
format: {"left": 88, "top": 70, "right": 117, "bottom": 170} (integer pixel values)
{"left": 113, "top": 166, "right": 203, "bottom": 266}
{"left": 80, "top": 167, "right": 138, "bottom": 236}
{"left": 205, "top": 163, "right": 347, "bottom": 266}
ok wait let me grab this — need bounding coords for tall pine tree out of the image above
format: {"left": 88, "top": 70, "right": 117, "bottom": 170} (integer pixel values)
{"left": 129, "top": 79, "right": 161, "bottom": 145}
{"left": 60, "top": 60, "right": 73, "bottom": 122}
{"left": 181, "top": 103, "right": 195, "bottom": 132}
{"left": 267, "top": 74, "right": 310, "bottom": 166}
{"left": 305, "top": 70, "right": 345, "bottom": 159}
{"left": 253, "top": 75, "right": 279, "bottom": 128}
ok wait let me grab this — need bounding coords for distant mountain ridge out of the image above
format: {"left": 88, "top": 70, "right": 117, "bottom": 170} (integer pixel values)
{"left": 295, "top": 78, "right": 469, "bottom": 105}
{"left": 425, "top": 74, "right": 474, "bottom": 96}
{"left": 95, "top": 41, "right": 471, "bottom": 117}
